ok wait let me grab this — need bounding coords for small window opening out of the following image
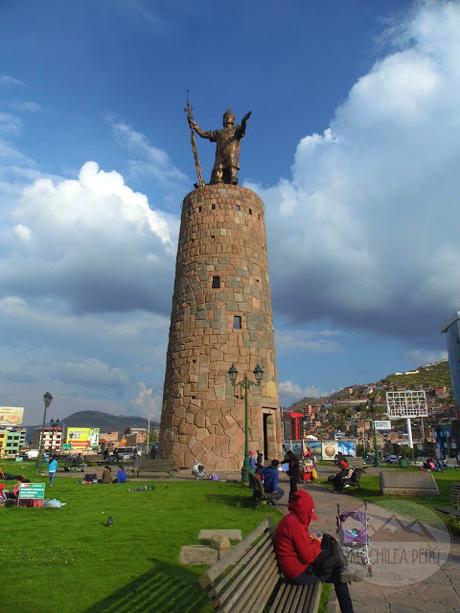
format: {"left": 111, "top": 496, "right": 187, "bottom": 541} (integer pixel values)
{"left": 212, "top": 276, "right": 221, "bottom": 288}
{"left": 258, "top": 213, "right": 261, "bottom": 219}
{"left": 188, "top": 210, "right": 191, "bottom": 216}
{"left": 198, "top": 206, "right": 202, "bottom": 212}
{"left": 212, "top": 204, "right": 216, "bottom": 210}
{"left": 233, "top": 315, "right": 242, "bottom": 329}
{"left": 236, "top": 205, "right": 241, "bottom": 211}
{"left": 249, "top": 208, "right": 252, "bottom": 215}
{"left": 211, "top": 235, "right": 215, "bottom": 239}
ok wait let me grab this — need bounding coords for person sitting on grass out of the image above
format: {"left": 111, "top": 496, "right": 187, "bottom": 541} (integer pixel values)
{"left": 275, "top": 490, "right": 354, "bottom": 613}
{"left": 114, "top": 465, "right": 127, "bottom": 484}
{"left": 99, "top": 465, "right": 112, "bottom": 484}
{"left": 263, "top": 459, "right": 284, "bottom": 499}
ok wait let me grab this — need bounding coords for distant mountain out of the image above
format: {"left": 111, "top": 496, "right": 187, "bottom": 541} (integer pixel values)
{"left": 286, "top": 359, "right": 451, "bottom": 411}
{"left": 63, "top": 410, "right": 159, "bottom": 432}
{"left": 26, "top": 410, "right": 159, "bottom": 441}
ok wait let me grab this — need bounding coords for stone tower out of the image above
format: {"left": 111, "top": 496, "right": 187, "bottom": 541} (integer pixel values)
{"left": 159, "top": 183, "right": 281, "bottom": 470}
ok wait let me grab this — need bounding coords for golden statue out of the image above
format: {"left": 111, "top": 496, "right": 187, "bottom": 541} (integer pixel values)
{"left": 187, "top": 107, "right": 251, "bottom": 185}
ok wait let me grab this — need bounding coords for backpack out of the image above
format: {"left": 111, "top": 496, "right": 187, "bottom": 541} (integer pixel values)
{"left": 311, "top": 533, "right": 347, "bottom": 581}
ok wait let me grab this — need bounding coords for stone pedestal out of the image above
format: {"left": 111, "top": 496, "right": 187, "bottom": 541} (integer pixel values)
{"left": 159, "top": 184, "right": 281, "bottom": 470}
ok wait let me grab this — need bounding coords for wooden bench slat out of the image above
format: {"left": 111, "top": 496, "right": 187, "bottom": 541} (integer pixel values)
{"left": 200, "top": 519, "right": 271, "bottom": 585}
{"left": 244, "top": 565, "right": 280, "bottom": 613}
{"left": 216, "top": 538, "right": 277, "bottom": 611}
{"left": 231, "top": 554, "right": 279, "bottom": 613}
{"left": 269, "top": 582, "right": 289, "bottom": 613}
{"left": 209, "top": 531, "right": 273, "bottom": 596}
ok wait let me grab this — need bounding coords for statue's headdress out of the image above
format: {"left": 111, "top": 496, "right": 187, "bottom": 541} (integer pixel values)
{"left": 223, "top": 108, "right": 235, "bottom": 125}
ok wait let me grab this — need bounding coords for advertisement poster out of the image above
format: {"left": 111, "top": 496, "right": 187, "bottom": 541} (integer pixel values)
{"left": 66, "top": 427, "right": 100, "bottom": 449}
{"left": 337, "top": 440, "right": 357, "bottom": 457}
{"left": 321, "top": 440, "right": 339, "bottom": 461}
{"left": 304, "top": 440, "right": 322, "bottom": 459}
{"left": 0, "top": 406, "right": 24, "bottom": 426}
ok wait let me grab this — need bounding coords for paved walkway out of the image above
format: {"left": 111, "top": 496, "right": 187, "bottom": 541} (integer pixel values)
{"left": 275, "top": 471, "right": 460, "bottom": 613}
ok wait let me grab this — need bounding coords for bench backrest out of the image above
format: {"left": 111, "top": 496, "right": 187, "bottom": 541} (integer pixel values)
{"left": 200, "top": 518, "right": 280, "bottom": 613}
{"left": 450, "top": 483, "right": 460, "bottom": 510}
{"left": 140, "top": 459, "right": 175, "bottom": 469}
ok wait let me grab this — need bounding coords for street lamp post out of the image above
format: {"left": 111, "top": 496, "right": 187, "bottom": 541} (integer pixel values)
{"left": 228, "top": 363, "right": 264, "bottom": 483}
{"left": 369, "top": 398, "right": 380, "bottom": 467}
{"left": 36, "top": 392, "right": 53, "bottom": 472}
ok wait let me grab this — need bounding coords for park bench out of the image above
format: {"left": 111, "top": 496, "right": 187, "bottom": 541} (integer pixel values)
{"left": 350, "top": 458, "right": 365, "bottom": 470}
{"left": 137, "top": 459, "right": 177, "bottom": 478}
{"left": 248, "top": 472, "right": 282, "bottom": 504}
{"left": 83, "top": 454, "right": 106, "bottom": 466}
{"left": 435, "top": 482, "right": 460, "bottom": 518}
{"left": 200, "top": 518, "right": 321, "bottom": 613}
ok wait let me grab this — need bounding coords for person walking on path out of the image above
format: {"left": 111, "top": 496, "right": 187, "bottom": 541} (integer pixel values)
{"left": 48, "top": 455, "right": 58, "bottom": 487}
{"left": 286, "top": 450, "right": 300, "bottom": 501}
{"left": 275, "top": 490, "right": 354, "bottom": 613}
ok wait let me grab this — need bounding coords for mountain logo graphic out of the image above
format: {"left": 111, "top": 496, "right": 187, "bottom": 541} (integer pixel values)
{"left": 369, "top": 515, "right": 436, "bottom": 542}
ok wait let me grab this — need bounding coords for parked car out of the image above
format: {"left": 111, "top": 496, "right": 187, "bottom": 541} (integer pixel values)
{"left": 114, "top": 446, "right": 137, "bottom": 461}
{"left": 384, "top": 455, "right": 399, "bottom": 464}
{"left": 24, "top": 449, "right": 40, "bottom": 460}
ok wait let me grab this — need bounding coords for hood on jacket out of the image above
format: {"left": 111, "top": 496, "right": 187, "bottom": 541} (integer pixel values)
{"left": 288, "top": 490, "right": 318, "bottom": 526}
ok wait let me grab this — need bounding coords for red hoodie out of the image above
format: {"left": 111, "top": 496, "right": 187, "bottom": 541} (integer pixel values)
{"left": 274, "top": 490, "right": 321, "bottom": 580}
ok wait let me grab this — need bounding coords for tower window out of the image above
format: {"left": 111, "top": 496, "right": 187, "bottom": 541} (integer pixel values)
{"left": 212, "top": 204, "right": 216, "bottom": 210}
{"left": 212, "top": 276, "right": 221, "bottom": 289}
{"left": 198, "top": 206, "right": 202, "bottom": 212}
{"left": 233, "top": 315, "right": 242, "bottom": 329}
{"left": 236, "top": 205, "right": 241, "bottom": 211}
{"left": 249, "top": 208, "right": 252, "bottom": 215}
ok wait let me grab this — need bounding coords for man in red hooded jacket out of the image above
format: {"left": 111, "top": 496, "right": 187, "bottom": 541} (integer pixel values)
{"left": 275, "top": 490, "right": 354, "bottom": 613}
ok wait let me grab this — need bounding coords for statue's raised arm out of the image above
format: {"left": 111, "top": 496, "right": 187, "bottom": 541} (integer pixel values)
{"left": 187, "top": 106, "right": 252, "bottom": 186}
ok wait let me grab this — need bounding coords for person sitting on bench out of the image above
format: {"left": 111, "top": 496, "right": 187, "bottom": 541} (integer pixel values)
{"left": 262, "top": 459, "right": 284, "bottom": 499}
{"left": 275, "top": 490, "right": 354, "bottom": 613}
{"left": 331, "top": 461, "right": 355, "bottom": 493}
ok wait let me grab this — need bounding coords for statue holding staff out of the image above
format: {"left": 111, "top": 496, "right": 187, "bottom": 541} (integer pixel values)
{"left": 187, "top": 108, "right": 252, "bottom": 185}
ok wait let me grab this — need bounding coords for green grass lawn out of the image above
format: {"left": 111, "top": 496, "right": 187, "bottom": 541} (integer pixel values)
{"left": 0, "top": 461, "right": 281, "bottom": 612}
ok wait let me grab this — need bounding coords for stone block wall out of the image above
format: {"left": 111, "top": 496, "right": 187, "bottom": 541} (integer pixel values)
{"left": 159, "top": 184, "right": 281, "bottom": 470}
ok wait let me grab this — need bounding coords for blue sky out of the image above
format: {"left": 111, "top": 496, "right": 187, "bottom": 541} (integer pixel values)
{"left": 1, "top": 0, "right": 459, "bottom": 424}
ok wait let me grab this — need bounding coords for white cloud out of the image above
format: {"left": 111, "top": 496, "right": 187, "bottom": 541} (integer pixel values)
{"left": 0, "top": 75, "right": 25, "bottom": 90}
{"left": 132, "top": 382, "right": 162, "bottom": 421}
{"left": 276, "top": 328, "right": 340, "bottom": 353}
{"left": 0, "top": 161, "right": 177, "bottom": 314}
{"left": 109, "top": 118, "right": 188, "bottom": 187}
{"left": 402, "top": 349, "right": 448, "bottom": 367}
{"left": 8, "top": 101, "right": 42, "bottom": 113}
{"left": 279, "top": 380, "right": 322, "bottom": 404}
{"left": 14, "top": 224, "right": 31, "bottom": 241}
{"left": 255, "top": 1, "right": 460, "bottom": 345}
{"left": 0, "top": 112, "right": 22, "bottom": 136}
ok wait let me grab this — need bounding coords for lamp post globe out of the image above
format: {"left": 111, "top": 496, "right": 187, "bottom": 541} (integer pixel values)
{"left": 36, "top": 391, "right": 53, "bottom": 472}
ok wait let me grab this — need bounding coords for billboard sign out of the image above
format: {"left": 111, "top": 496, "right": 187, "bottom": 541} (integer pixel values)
{"left": 337, "top": 440, "right": 357, "bottom": 457}
{"left": 0, "top": 406, "right": 24, "bottom": 426}
{"left": 66, "top": 427, "right": 100, "bottom": 449}
{"left": 374, "top": 420, "right": 392, "bottom": 431}
{"left": 386, "top": 391, "right": 428, "bottom": 419}
{"left": 322, "top": 440, "right": 339, "bottom": 461}
{"left": 18, "top": 483, "right": 45, "bottom": 500}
